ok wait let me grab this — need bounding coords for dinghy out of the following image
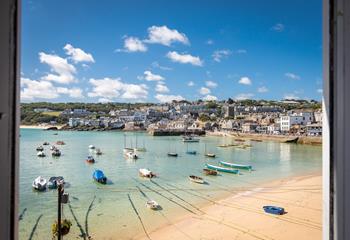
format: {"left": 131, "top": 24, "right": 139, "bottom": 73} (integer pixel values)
{"left": 48, "top": 176, "right": 64, "bottom": 189}
{"left": 52, "top": 149, "right": 61, "bottom": 157}
{"left": 36, "top": 146, "right": 44, "bottom": 151}
{"left": 186, "top": 150, "right": 197, "bottom": 155}
{"left": 125, "top": 151, "right": 138, "bottom": 159}
{"left": 139, "top": 168, "right": 155, "bottom": 178}
{"left": 167, "top": 152, "right": 178, "bottom": 157}
{"left": 182, "top": 136, "right": 200, "bottom": 142}
{"left": 205, "top": 163, "right": 240, "bottom": 174}
{"left": 146, "top": 200, "right": 160, "bottom": 210}
{"left": 189, "top": 175, "right": 204, "bottom": 184}
{"left": 93, "top": 170, "right": 107, "bottom": 184}
{"left": 88, "top": 145, "right": 95, "bottom": 149}
{"left": 43, "top": 142, "right": 50, "bottom": 146}
{"left": 86, "top": 155, "right": 95, "bottom": 163}
{"left": 263, "top": 206, "right": 285, "bottom": 215}
{"left": 37, "top": 151, "right": 46, "bottom": 157}
{"left": 203, "top": 168, "right": 218, "bottom": 176}
{"left": 219, "top": 161, "right": 252, "bottom": 170}
{"left": 32, "top": 176, "right": 47, "bottom": 191}
{"left": 95, "top": 148, "right": 103, "bottom": 155}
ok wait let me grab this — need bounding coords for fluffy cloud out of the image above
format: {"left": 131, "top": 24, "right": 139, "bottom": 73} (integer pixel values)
{"left": 88, "top": 77, "right": 148, "bottom": 100}
{"left": 138, "top": 70, "right": 165, "bottom": 81}
{"left": 285, "top": 72, "right": 301, "bottom": 80}
{"left": 63, "top": 44, "right": 95, "bottom": 63}
{"left": 151, "top": 61, "right": 172, "bottom": 71}
{"left": 187, "top": 81, "right": 195, "bottom": 87}
{"left": 166, "top": 51, "right": 203, "bottom": 66}
{"left": 257, "top": 86, "right": 269, "bottom": 93}
{"left": 118, "top": 37, "right": 147, "bottom": 52}
{"left": 199, "top": 87, "right": 211, "bottom": 95}
{"left": 203, "top": 95, "right": 218, "bottom": 101}
{"left": 155, "top": 94, "right": 185, "bottom": 103}
{"left": 21, "top": 77, "right": 83, "bottom": 101}
{"left": 155, "top": 82, "right": 170, "bottom": 93}
{"left": 39, "top": 52, "right": 77, "bottom": 84}
{"left": 205, "top": 80, "right": 217, "bottom": 88}
{"left": 21, "top": 78, "right": 59, "bottom": 101}
{"left": 271, "top": 23, "right": 285, "bottom": 32}
{"left": 235, "top": 93, "right": 254, "bottom": 100}
{"left": 238, "top": 77, "right": 252, "bottom": 85}
{"left": 212, "top": 49, "right": 231, "bottom": 62}
{"left": 283, "top": 93, "right": 299, "bottom": 100}
{"left": 145, "top": 25, "right": 189, "bottom": 46}
{"left": 206, "top": 39, "right": 214, "bottom": 45}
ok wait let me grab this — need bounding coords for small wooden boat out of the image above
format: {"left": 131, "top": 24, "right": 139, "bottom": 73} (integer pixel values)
{"left": 139, "top": 168, "right": 156, "bottom": 178}
{"left": 95, "top": 148, "right": 103, "bottom": 155}
{"left": 37, "top": 151, "right": 46, "bottom": 157}
{"left": 36, "top": 146, "right": 44, "bottom": 151}
{"left": 86, "top": 155, "right": 95, "bottom": 163}
{"left": 47, "top": 176, "right": 64, "bottom": 189}
{"left": 203, "top": 168, "right": 218, "bottom": 176}
{"left": 123, "top": 147, "right": 134, "bottom": 154}
{"left": 182, "top": 136, "right": 200, "bottom": 142}
{"left": 125, "top": 151, "right": 138, "bottom": 159}
{"left": 52, "top": 149, "right": 61, "bottom": 157}
{"left": 205, "top": 164, "right": 240, "bottom": 174}
{"left": 219, "top": 161, "right": 252, "bottom": 170}
{"left": 93, "top": 170, "right": 107, "bottom": 184}
{"left": 88, "top": 145, "right": 95, "bottom": 149}
{"left": 43, "top": 142, "right": 50, "bottom": 146}
{"left": 235, "top": 139, "right": 245, "bottom": 142}
{"left": 32, "top": 176, "right": 47, "bottom": 191}
{"left": 56, "top": 141, "right": 65, "bottom": 145}
{"left": 189, "top": 175, "right": 204, "bottom": 184}
{"left": 50, "top": 145, "right": 57, "bottom": 151}
{"left": 251, "top": 139, "right": 263, "bottom": 142}
{"left": 285, "top": 137, "right": 299, "bottom": 143}
{"left": 53, "top": 133, "right": 58, "bottom": 135}
{"left": 168, "top": 152, "right": 178, "bottom": 157}
{"left": 186, "top": 150, "right": 197, "bottom": 155}
{"left": 146, "top": 200, "right": 160, "bottom": 210}
{"left": 263, "top": 206, "right": 285, "bottom": 215}
{"left": 205, "top": 153, "right": 216, "bottom": 158}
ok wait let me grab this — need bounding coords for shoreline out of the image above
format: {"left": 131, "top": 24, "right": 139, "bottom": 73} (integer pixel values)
{"left": 136, "top": 172, "right": 322, "bottom": 240}
{"left": 20, "top": 124, "right": 64, "bottom": 129}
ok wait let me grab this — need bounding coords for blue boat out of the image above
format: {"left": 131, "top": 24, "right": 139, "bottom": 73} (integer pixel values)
{"left": 205, "top": 163, "right": 240, "bottom": 174}
{"left": 219, "top": 161, "right": 252, "bottom": 170}
{"left": 186, "top": 150, "right": 197, "bottom": 155}
{"left": 93, "top": 170, "right": 107, "bottom": 184}
{"left": 263, "top": 206, "right": 285, "bottom": 215}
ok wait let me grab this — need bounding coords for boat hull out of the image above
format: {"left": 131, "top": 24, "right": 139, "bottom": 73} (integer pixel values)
{"left": 205, "top": 164, "right": 239, "bottom": 174}
{"left": 219, "top": 161, "right": 252, "bottom": 170}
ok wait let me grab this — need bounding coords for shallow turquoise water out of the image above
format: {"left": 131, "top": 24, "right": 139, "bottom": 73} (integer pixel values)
{"left": 19, "top": 129, "right": 321, "bottom": 239}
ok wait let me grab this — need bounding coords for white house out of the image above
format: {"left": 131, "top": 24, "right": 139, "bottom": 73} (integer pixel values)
{"left": 280, "top": 112, "right": 315, "bottom": 132}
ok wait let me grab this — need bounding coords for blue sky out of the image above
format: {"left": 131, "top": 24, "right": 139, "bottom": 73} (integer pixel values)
{"left": 21, "top": 0, "right": 322, "bottom": 103}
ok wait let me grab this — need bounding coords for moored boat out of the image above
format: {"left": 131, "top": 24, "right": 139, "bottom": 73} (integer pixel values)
{"left": 95, "top": 148, "right": 103, "bottom": 155}
{"left": 182, "top": 136, "right": 200, "bottom": 142}
{"left": 205, "top": 153, "right": 216, "bottom": 158}
{"left": 32, "top": 176, "right": 47, "bottom": 191}
{"left": 188, "top": 175, "right": 204, "bottom": 184}
{"left": 50, "top": 145, "right": 57, "bottom": 151}
{"left": 205, "top": 163, "right": 240, "bottom": 174}
{"left": 123, "top": 147, "right": 134, "bottom": 154}
{"left": 56, "top": 141, "right": 65, "bottom": 145}
{"left": 263, "top": 206, "right": 285, "bottom": 215}
{"left": 186, "top": 150, "right": 197, "bottom": 155}
{"left": 139, "top": 168, "right": 155, "bottom": 178}
{"left": 93, "top": 170, "right": 107, "bottom": 184}
{"left": 47, "top": 176, "right": 64, "bottom": 189}
{"left": 37, "top": 151, "right": 46, "bottom": 157}
{"left": 167, "top": 152, "right": 178, "bottom": 157}
{"left": 219, "top": 161, "right": 252, "bottom": 170}
{"left": 88, "top": 145, "right": 95, "bottom": 149}
{"left": 203, "top": 168, "right": 218, "bottom": 175}
{"left": 146, "top": 200, "right": 160, "bottom": 210}
{"left": 43, "top": 142, "right": 50, "bottom": 146}
{"left": 86, "top": 155, "right": 95, "bottom": 163}
{"left": 125, "top": 151, "right": 138, "bottom": 159}
{"left": 36, "top": 146, "right": 44, "bottom": 151}
{"left": 52, "top": 149, "right": 61, "bottom": 157}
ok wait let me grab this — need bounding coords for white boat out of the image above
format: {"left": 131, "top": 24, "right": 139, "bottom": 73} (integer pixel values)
{"left": 139, "top": 168, "right": 155, "bottom": 178}
{"left": 125, "top": 151, "right": 138, "bottom": 159}
{"left": 189, "top": 175, "right": 204, "bottom": 184}
{"left": 50, "top": 145, "right": 57, "bottom": 151}
{"left": 95, "top": 148, "right": 103, "bottom": 155}
{"left": 32, "top": 176, "right": 47, "bottom": 191}
{"left": 123, "top": 147, "right": 134, "bottom": 154}
{"left": 146, "top": 200, "right": 160, "bottom": 210}
{"left": 89, "top": 145, "right": 95, "bottom": 149}
{"left": 37, "top": 151, "right": 46, "bottom": 157}
{"left": 36, "top": 146, "right": 44, "bottom": 151}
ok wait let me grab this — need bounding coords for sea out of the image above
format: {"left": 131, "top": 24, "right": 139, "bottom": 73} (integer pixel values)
{"left": 19, "top": 129, "right": 322, "bottom": 239}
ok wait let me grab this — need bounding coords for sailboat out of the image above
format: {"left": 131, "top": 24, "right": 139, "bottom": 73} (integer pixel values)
{"left": 123, "top": 134, "right": 134, "bottom": 154}
{"left": 186, "top": 143, "right": 197, "bottom": 155}
{"left": 204, "top": 143, "right": 215, "bottom": 158}
{"left": 134, "top": 135, "right": 146, "bottom": 152}
{"left": 168, "top": 143, "right": 178, "bottom": 157}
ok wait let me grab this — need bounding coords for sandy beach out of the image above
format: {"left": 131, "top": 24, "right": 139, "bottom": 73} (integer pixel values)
{"left": 137, "top": 173, "right": 322, "bottom": 240}
{"left": 20, "top": 124, "right": 64, "bottom": 129}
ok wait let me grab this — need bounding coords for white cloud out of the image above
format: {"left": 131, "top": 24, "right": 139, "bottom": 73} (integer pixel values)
{"left": 166, "top": 51, "right": 203, "bottom": 66}
{"left": 151, "top": 61, "right": 172, "bottom": 71}
{"left": 21, "top": 78, "right": 59, "bottom": 101}
{"left": 212, "top": 49, "right": 231, "bottom": 62}
{"left": 199, "top": 87, "right": 211, "bottom": 95}
{"left": 257, "top": 86, "right": 269, "bottom": 93}
{"left": 56, "top": 87, "right": 84, "bottom": 98}
{"left": 88, "top": 77, "right": 148, "bottom": 100}
{"left": 155, "top": 94, "right": 185, "bottom": 103}
{"left": 203, "top": 95, "right": 218, "bottom": 101}
{"left": 63, "top": 44, "right": 95, "bottom": 63}
{"left": 155, "top": 82, "right": 170, "bottom": 93}
{"left": 205, "top": 80, "right": 217, "bottom": 88}
{"left": 317, "top": 88, "right": 323, "bottom": 94}
{"left": 283, "top": 93, "right": 299, "bottom": 100}
{"left": 39, "top": 52, "right": 77, "bottom": 84}
{"left": 285, "top": 72, "right": 301, "bottom": 80}
{"left": 145, "top": 25, "right": 189, "bottom": 46}
{"left": 118, "top": 37, "right": 147, "bottom": 52}
{"left": 138, "top": 70, "right": 165, "bottom": 81}
{"left": 206, "top": 39, "right": 214, "bottom": 45}
{"left": 238, "top": 76, "right": 252, "bottom": 85}
{"left": 98, "top": 98, "right": 113, "bottom": 103}
{"left": 237, "top": 49, "right": 247, "bottom": 54}
{"left": 271, "top": 23, "right": 285, "bottom": 32}
{"left": 187, "top": 81, "right": 195, "bottom": 87}
{"left": 235, "top": 93, "right": 254, "bottom": 100}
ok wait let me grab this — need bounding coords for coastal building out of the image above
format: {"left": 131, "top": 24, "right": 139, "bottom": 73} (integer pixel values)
{"left": 68, "top": 118, "right": 80, "bottom": 127}
{"left": 222, "top": 105, "right": 235, "bottom": 118}
{"left": 242, "top": 122, "right": 258, "bottom": 133}
{"left": 306, "top": 123, "right": 322, "bottom": 136}
{"left": 267, "top": 123, "right": 280, "bottom": 134}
